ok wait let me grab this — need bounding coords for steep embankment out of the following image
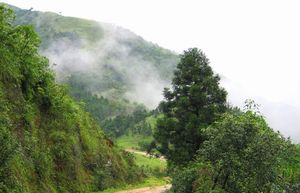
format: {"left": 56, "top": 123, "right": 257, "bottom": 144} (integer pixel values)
{"left": 0, "top": 4, "right": 141, "bottom": 193}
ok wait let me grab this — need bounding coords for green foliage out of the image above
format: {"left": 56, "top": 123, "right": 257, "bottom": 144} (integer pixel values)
{"left": 67, "top": 74, "right": 153, "bottom": 138}
{"left": 172, "top": 110, "right": 299, "bottom": 193}
{"left": 277, "top": 143, "right": 300, "bottom": 192}
{"left": 7, "top": 5, "right": 179, "bottom": 160}
{"left": 97, "top": 177, "right": 168, "bottom": 193}
{"left": 12, "top": 6, "right": 104, "bottom": 48}
{"left": 154, "top": 48, "right": 227, "bottom": 165}
{"left": 116, "top": 135, "right": 152, "bottom": 150}
{"left": 102, "top": 108, "right": 151, "bottom": 138}
{"left": 196, "top": 111, "right": 287, "bottom": 192}
{"left": 171, "top": 164, "right": 198, "bottom": 193}
{"left": 11, "top": 5, "right": 179, "bottom": 93}
{"left": 0, "top": 4, "right": 142, "bottom": 192}
{"left": 0, "top": 126, "right": 18, "bottom": 192}
{"left": 134, "top": 153, "right": 166, "bottom": 177}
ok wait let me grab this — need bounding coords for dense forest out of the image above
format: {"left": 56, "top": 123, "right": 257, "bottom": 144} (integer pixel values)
{"left": 1, "top": 3, "right": 300, "bottom": 193}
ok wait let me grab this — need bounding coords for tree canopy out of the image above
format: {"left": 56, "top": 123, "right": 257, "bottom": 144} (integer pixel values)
{"left": 154, "top": 48, "right": 227, "bottom": 165}
{"left": 197, "top": 111, "right": 288, "bottom": 192}
{"left": 170, "top": 103, "right": 300, "bottom": 193}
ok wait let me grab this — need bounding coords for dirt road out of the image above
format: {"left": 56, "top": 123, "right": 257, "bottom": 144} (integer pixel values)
{"left": 115, "top": 184, "right": 171, "bottom": 193}
{"left": 125, "top": 149, "right": 166, "bottom": 161}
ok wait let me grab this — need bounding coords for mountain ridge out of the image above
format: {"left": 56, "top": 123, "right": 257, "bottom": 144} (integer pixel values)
{"left": 9, "top": 4, "right": 179, "bottom": 110}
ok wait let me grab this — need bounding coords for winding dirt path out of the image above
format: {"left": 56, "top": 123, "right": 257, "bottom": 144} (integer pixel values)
{"left": 115, "top": 184, "right": 171, "bottom": 193}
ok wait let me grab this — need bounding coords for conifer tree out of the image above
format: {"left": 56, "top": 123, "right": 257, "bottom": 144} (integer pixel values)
{"left": 155, "top": 48, "right": 227, "bottom": 165}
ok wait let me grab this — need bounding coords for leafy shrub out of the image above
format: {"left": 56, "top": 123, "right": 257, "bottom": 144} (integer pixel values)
{"left": 171, "top": 164, "right": 198, "bottom": 193}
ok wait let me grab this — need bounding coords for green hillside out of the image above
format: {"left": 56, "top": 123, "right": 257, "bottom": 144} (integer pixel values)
{"left": 0, "top": 4, "right": 142, "bottom": 192}
{"left": 11, "top": 5, "right": 178, "bottom": 103}
{"left": 7, "top": 5, "right": 179, "bottom": 141}
{"left": 3, "top": 3, "right": 300, "bottom": 193}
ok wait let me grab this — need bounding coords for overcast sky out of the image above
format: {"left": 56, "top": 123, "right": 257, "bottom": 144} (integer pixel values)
{"left": 2, "top": 0, "right": 300, "bottom": 140}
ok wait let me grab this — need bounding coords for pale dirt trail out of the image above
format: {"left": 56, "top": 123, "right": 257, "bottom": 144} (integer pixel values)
{"left": 117, "top": 149, "right": 170, "bottom": 192}
{"left": 125, "top": 149, "right": 149, "bottom": 156}
{"left": 115, "top": 184, "right": 171, "bottom": 193}
{"left": 125, "top": 149, "right": 166, "bottom": 161}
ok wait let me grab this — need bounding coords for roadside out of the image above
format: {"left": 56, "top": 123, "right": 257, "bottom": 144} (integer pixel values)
{"left": 99, "top": 136, "right": 170, "bottom": 193}
{"left": 98, "top": 177, "right": 170, "bottom": 193}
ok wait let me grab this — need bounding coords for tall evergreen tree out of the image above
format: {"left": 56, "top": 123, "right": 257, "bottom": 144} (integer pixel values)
{"left": 154, "top": 48, "right": 227, "bottom": 165}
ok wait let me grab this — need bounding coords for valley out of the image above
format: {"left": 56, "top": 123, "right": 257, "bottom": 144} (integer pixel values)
{"left": 1, "top": 2, "right": 300, "bottom": 193}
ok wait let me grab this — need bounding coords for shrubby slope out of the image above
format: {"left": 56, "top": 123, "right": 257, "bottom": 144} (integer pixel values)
{"left": 0, "top": 5, "right": 141, "bottom": 193}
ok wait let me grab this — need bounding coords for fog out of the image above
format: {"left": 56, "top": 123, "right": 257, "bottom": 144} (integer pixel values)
{"left": 42, "top": 23, "right": 171, "bottom": 109}
{"left": 42, "top": 23, "right": 300, "bottom": 142}
{"left": 222, "top": 77, "right": 300, "bottom": 142}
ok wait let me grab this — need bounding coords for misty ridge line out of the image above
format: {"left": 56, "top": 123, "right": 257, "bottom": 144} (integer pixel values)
{"left": 43, "top": 27, "right": 300, "bottom": 142}
{"left": 21, "top": 6, "right": 299, "bottom": 142}
{"left": 41, "top": 23, "right": 173, "bottom": 109}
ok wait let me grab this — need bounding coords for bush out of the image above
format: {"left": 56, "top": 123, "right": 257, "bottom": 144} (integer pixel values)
{"left": 171, "top": 164, "right": 198, "bottom": 193}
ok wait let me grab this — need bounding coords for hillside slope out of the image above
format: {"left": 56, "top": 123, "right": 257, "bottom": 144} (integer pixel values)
{"left": 0, "top": 4, "right": 141, "bottom": 193}
{"left": 11, "top": 5, "right": 179, "bottom": 109}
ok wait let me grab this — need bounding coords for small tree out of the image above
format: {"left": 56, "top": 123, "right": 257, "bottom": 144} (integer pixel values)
{"left": 154, "top": 48, "right": 227, "bottom": 165}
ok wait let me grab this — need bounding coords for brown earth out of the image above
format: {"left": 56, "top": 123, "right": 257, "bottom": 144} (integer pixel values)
{"left": 115, "top": 184, "right": 171, "bottom": 193}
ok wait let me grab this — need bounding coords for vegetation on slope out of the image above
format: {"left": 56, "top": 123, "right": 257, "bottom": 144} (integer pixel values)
{"left": 6, "top": 5, "right": 179, "bottom": 145}
{"left": 11, "top": 4, "right": 178, "bottom": 99}
{"left": 0, "top": 4, "right": 143, "bottom": 192}
{"left": 98, "top": 177, "right": 169, "bottom": 193}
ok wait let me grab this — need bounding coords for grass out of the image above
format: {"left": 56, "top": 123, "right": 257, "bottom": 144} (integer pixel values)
{"left": 116, "top": 134, "right": 166, "bottom": 174}
{"left": 134, "top": 153, "right": 166, "bottom": 172}
{"left": 112, "top": 134, "right": 168, "bottom": 193}
{"left": 96, "top": 177, "right": 169, "bottom": 193}
{"left": 116, "top": 135, "right": 152, "bottom": 150}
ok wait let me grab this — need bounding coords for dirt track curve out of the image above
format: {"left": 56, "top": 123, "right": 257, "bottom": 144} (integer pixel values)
{"left": 115, "top": 184, "right": 171, "bottom": 193}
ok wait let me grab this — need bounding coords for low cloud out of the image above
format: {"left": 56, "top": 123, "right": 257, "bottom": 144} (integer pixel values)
{"left": 221, "top": 77, "right": 300, "bottom": 142}
{"left": 41, "top": 19, "right": 300, "bottom": 143}
{"left": 42, "top": 22, "right": 173, "bottom": 109}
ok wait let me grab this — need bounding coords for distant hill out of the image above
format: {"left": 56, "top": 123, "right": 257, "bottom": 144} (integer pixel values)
{"left": 11, "top": 5, "right": 179, "bottom": 109}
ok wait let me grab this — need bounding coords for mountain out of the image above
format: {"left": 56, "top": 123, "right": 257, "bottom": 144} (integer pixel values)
{"left": 11, "top": 5, "right": 179, "bottom": 109}
{"left": 5, "top": 4, "right": 179, "bottom": 140}
{"left": 14, "top": 5, "right": 300, "bottom": 143}
{"left": 0, "top": 4, "right": 141, "bottom": 192}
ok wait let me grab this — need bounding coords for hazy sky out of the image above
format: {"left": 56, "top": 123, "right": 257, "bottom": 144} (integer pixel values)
{"left": 2, "top": 0, "right": 300, "bottom": 140}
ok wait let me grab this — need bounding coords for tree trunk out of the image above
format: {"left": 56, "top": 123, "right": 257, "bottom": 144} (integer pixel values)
{"left": 222, "top": 173, "right": 230, "bottom": 189}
